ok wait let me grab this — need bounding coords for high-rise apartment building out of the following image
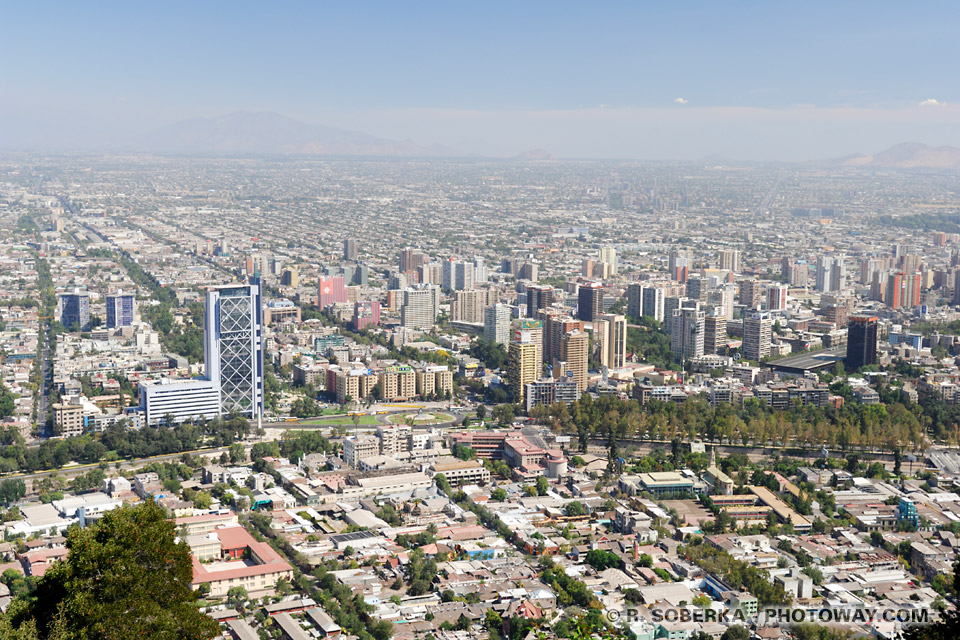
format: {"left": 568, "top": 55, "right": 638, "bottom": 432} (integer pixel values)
{"left": 577, "top": 282, "right": 605, "bottom": 322}
{"left": 559, "top": 330, "right": 589, "bottom": 392}
{"left": 816, "top": 255, "right": 845, "bottom": 293}
{"left": 484, "top": 303, "right": 512, "bottom": 346}
{"left": 59, "top": 289, "right": 90, "bottom": 330}
{"left": 599, "top": 246, "right": 618, "bottom": 275}
{"left": 204, "top": 281, "right": 264, "bottom": 419}
{"left": 317, "top": 276, "right": 347, "bottom": 308}
{"left": 767, "top": 285, "right": 788, "bottom": 312}
{"left": 594, "top": 313, "right": 627, "bottom": 369}
{"left": 105, "top": 290, "right": 135, "bottom": 329}
{"left": 703, "top": 309, "right": 727, "bottom": 355}
{"left": 508, "top": 337, "right": 541, "bottom": 402}
{"left": 641, "top": 285, "right": 666, "bottom": 323}
{"left": 847, "top": 315, "right": 879, "bottom": 370}
{"left": 742, "top": 312, "right": 772, "bottom": 362}
{"left": 280, "top": 267, "right": 299, "bottom": 287}
{"left": 670, "top": 308, "right": 705, "bottom": 361}
{"left": 451, "top": 289, "right": 484, "bottom": 323}
{"left": 719, "top": 249, "right": 741, "bottom": 273}
{"left": 686, "top": 277, "right": 709, "bottom": 302}
{"left": 343, "top": 238, "right": 358, "bottom": 261}
{"left": 739, "top": 279, "right": 761, "bottom": 310}
{"left": 518, "top": 262, "right": 539, "bottom": 282}
{"left": 352, "top": 300, "right": 380, "bottom": 331}
{"left": 885, "top": 272, "right": 905, "bottom": 309}
{"left": 400, "top": 248, "right": 427, "bottom": 273}
{"left": 401, "top": 286, "right": 440, "bottom": 329}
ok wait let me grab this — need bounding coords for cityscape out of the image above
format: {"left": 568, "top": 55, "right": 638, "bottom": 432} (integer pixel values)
{"left": 1, "top": 3, "right": 960, "bottom": 640}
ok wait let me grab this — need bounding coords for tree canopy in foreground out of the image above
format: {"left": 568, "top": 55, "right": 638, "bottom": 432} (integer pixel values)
{"left": 1, "top": 499, "right": 217, "bottom": 640}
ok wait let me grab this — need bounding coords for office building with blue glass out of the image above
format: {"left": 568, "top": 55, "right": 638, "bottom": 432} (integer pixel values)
{"left": 59, "top": 288, "right": 90, "bottom": 331}
{"left": 105, "top": 291, "right": 135, "bottom": 329}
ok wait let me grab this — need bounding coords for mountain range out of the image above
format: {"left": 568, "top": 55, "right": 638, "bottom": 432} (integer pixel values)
{"left": 835, "top": 142, "right": 960, "bottom": 169}
{"left": 138, "top": 111, "right": 458, "bottom": 157}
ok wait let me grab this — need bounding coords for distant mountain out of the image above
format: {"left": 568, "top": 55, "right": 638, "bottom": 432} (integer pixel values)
{"left": 839, "top": 142, "right": 960, "bottom": 169}
{"left": 513, "top": 149, "right": 553, "bottom": 161}
{"left": 137, "top": 111, "right": 458, "bottom": 157}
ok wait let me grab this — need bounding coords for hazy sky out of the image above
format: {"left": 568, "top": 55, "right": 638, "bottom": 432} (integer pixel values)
{"left": 3, "top": 1, "right": 960, "bottom": 159}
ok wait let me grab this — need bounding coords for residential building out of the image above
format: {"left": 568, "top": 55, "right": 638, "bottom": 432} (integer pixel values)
{"left": 317, "top": 276, "right": 347, "bottom": 308}
{"left": 343, "top": 435, "right": 380, "bottom": 468}
{"left": 742, "top": 312, "right": 772, "bottom": 362}
{"left": 670, "top": 308, "right": 705, "bottom": 361}
{"left": 401, "top": 285, "right": 440, "bottom": 329}
{"left": 594, "top": 313, "right": 627, "bottom": 369}
{"left": 484, "top": 303, "right": 512, "bottom": 346}
{"left": 52, "top": 403, "right": 84, "bottom": 438}
{"left": 577, "top": 282, "right": 604, "bottom": 322}
{"left": 558, "top": 330, "right": 589, "bottom": 392}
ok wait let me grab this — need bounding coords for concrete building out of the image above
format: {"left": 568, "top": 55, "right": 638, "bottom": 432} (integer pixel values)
{"left": 343, "top": 435, "right": 380, "bottom": 468}
{"left": 379, "top": 366, "right": 417, "bottom": 401}
{"left": 401, "top": 285, "right": 440, "bottom": 329}
{"left": 670, "top": 308, "right": 705, "bottom": 362}
{"left": 594, "top": 313, "right": 627, "bottom": 369}
{"left": 317, "top": 276, "right": 347, "bottom": 308}
{"left": 577, "top": 282, "right": 604, "bottom": 322}
{"left": 559, "top": 330, "right": 589, "bottom": 392}
{"left": 105, "top": 291, "right": 135, "bottom": 329}
{"left": 484, "top": 303, "right": 512, "bottom": 346}
{"left": 451, "top": 289, "right": 485, "bottom": 324}
{"left": 52, "top": 403, "right": 84, "bottom": 438}
{"left": 138, "top": 378, "right": 222, "bottom": 426}
{"left": 59, "top": 288, "right": 90, "bottom": 330}
{"left": 742, "top": 312, "right": 772, "bottom": 362}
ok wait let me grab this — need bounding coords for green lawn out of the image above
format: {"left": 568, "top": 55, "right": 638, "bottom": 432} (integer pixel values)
{"left": 295, "top": 414, "right": 381, "bottom": 426}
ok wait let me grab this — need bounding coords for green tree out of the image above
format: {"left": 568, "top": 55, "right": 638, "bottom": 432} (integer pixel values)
{"left": 721, "top": 627, "right": 750, "bottom": 640}
{"left": 11, "top": 499, "right": 218, "bottom": 639}
{"left": 565, "top": 501, "right": 585, "bottom": 516}
{"left": 0, "top": 478, "right": 25, "bottom": 505}
{"left": 491, "top": 488, "right": 507, "bottom": 501}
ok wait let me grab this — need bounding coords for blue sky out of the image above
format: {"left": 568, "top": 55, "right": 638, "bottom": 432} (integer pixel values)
{"left": 2, "top": 1, "right": 959, "bottom": 158}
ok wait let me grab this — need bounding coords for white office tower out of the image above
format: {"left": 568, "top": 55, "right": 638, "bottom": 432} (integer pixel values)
{"left": 670, "top": 308, "right": 705, "bottom": 361}
{"left": 742, "top": 312, "right": 772, "bottom": 362}
{"left": 204, "top": 281, "right": 265, "bottom": 419}
{"left": 484, "top": 303, "right": 512, "bottom": 345}
{"left": 139, "top": 379, "right": 221, "bottom": 426}
{"left": 401, "top": 285, "right": 440, "bottom": 329}
{"left": 599, "top": 246, "right": 618, "bottom": 275}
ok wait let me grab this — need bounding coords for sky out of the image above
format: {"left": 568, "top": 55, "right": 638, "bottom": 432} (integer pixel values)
{"left": 2, "top": 1, "right": 960, "bottom": 159}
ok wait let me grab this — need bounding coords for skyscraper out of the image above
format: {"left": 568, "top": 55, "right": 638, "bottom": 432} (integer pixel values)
{"left": 847, "top": 315, "right": 879, "bottom": 370}
{"left": 352, "top": 300, "right": 380, "bottom": 331}
{"left": 719, "top": 249, "right": 740, "bottom": 273}
{"left": 595, "top": 313, "right": 627, "bottom": 369}
{"left": 742, "top": 312, "right": 772, "bottom": 362}
{"left": 401, "top": 286, "right": 440, "bottom": 329}
{"left": 317, "top": 276, "right": 347, "bottom": 308}
{"left": 343, "top": 238, "right": 358, "bottom": 261}
{"left": 739, "top": 279, "right": 761, "bottom": 310}
{"left": 641, "top": 286, "right": 665, "bottom": 323}
{"left": 483, "top": 303, "right": 512, "bottom": 345}
{"left": 526, "top": 284, "right": 554, "bottom": 318}
{"left": 767, "top": 285, "right": 788, "bottom": 311}
{"left": 599, "top": 246, "right": 618, "bottom": 275}
{"left": 703, "top": 308, "right": 727, "bottom": 355}
{"left": 451, "top": 289, "right": 484, "bottom": 323}
{"left": 577, "top": 282, "right": 604, "bottom": 322}
{"left": 204, "top": 280, "right": 264, "bottom": 420}
{"left": 559, "top": 330, "right": 589, "bottom": 392}
{"left": 670, "top": 308, "right": 705, "bottom": 361}
{"left": 59, "top": 289, "right": 89, "bottom": 331}
{"left": 105, "top": 290, "right": 135, "bottom": 329}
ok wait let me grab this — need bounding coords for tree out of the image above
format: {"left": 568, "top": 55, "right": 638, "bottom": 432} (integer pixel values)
{"left": 536, "top": 476, "right": 550, "bottom": 496}
{"left": 721, "top": 627, "right": 750, "bottom": 640}
{"left": 229, "top": 443, "right": 246, "bottom": 464}
{"left": 193, "top": 491, "right": 212, "bottom": 510}
{"left": 491, "top": 488, "right": 507, "bottom": 501}
{"left": 10, "top": 499, "right": 218, "bottom": 639}
{"left": 475, "top": 405, "right": 486, "bottom": 420}
{"left": 227, "top": 586, "right": 248, "bottom": 610}
{"left": 565, "top": 501, "right": 585, "bottom": 516}
{"left": 0, "top": 478, "right": 25, "bottom": 505}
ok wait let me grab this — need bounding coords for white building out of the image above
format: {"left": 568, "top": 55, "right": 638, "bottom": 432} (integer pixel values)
{"left": 138, "top": 378, "right": 221, "bottom": 426}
